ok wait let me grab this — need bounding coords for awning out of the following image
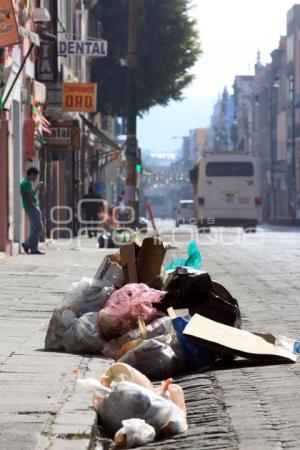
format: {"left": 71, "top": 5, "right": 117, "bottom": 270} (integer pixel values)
{"left": 19, "top": 26, "right": 40, "bottom": 47}
{"left": 0, "top": 26, "right": 40, "bottom": 110}
{"left": 80, "top": 114, "right": 119, "bottom": 149}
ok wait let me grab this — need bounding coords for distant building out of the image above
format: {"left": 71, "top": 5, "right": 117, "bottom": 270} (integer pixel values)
{"left": 232, "top": 75, "right": 255, "bottom": 152}
{"left": 188, "top": 128, "right": 209, "bottom": 165}
{"left": 286, "top": 5, "right": 300, "bottom": 219}
{"left": 207, "top": 87, "right": 234, "bottom": 151}
{"left": 253, "top": 53, "right": 273, "bottom": 221}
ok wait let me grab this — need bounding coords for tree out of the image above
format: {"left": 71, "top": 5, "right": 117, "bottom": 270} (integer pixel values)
{"left": 91, "top": 0, "right": 201, "bottom": 116}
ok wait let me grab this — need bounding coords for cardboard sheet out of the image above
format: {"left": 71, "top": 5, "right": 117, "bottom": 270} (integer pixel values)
{"left": 183, "top": 314, "right": 297, "bottom": 363}
{"left": 120, "top": 237, "right": 167, "bottom": 285}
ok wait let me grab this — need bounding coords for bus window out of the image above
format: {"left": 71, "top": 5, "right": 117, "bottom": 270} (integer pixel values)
{"left": 206, "top": 162, "right": 254, "bottom": 177}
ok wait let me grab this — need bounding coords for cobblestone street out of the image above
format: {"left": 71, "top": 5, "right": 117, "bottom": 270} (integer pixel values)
{"left": 1, "top": 226, "right": 300, "bottom": 449}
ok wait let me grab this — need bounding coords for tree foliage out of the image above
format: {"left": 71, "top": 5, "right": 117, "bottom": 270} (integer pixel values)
{"left": 91, "top": 0, "right": 201, "bottom": 116}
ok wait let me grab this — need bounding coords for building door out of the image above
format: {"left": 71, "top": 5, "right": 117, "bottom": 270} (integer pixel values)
{"left": 12, "top": 100, "right": 23, "bottom": 247}
{"left": 0, "top": 119, "right": 9, "bottom": 252}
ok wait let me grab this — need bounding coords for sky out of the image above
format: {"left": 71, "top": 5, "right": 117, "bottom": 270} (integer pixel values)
{"left": 138, "top": 0, "right": 296, "bottom": 154}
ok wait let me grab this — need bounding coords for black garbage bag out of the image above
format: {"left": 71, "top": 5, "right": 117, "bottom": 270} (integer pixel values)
{"left": 157, "top": 269, "right": 242, "bottom": 329}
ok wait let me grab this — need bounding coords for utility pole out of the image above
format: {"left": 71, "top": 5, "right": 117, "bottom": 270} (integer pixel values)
{"left": 126, "top": 0, "right": 139, "bottom": 229}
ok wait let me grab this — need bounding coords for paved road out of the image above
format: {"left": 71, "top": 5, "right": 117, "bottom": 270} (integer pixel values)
{"left": 0, "top": 227, "right": 300, "bottom": 449}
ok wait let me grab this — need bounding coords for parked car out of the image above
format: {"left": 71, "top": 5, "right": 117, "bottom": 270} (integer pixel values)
{"left": 175, "top": 200, "right": 195, "bottom": 227}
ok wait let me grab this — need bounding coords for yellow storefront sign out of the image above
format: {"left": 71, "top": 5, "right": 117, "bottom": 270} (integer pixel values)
{"left": 62, "top": 83, "right": 97, "bottom": 112}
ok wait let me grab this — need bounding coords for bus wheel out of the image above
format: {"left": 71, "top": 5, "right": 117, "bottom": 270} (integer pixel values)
{"left": 243, "top": 227, "right": 257, "bottom": 233}
{"left": 198, "top": 227, "right": 211, "bottom": 234}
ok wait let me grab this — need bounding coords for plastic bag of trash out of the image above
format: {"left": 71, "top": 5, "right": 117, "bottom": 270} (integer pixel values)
{"left": 61, "top": 277, "right": 115, "bottom": 317}
{"left": 114, "top": 419, "right": 156, "bottom": 448}
{"left": 158, "top": 269, "right": 242, "bottom": 329}
{"left": 119, "top": 338, "right": 186, "bottom": 380}
{"left": 156, "top": 378, "right": 186, "bottom": 413}
{"left": 45, "top": 309, "right": 77, "bottom": 351}
{"left": 102, "top": 317, "right": 172, "bottom": 360}
{"left": 102, "top": 362, "right": 154, "bottom": 390}
{"left": 166, "top": 240, "right": 202, "bottom": 271}
{"left": 102, "top": 363, "right": 187, "bottom": 415}
{"left": 61, "top": 312, "right": 104, "bottom": 354}
{"left": 170, "top": 313, "right": 216, "bottom": 369}
{"left": 98, "top": 283, "right": 165, "bottom": 340}
{"left": 98, "top": 381, "right": 187, "bottom": 437}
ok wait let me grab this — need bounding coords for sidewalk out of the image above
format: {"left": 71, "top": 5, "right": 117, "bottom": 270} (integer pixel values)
{"left": 1, "top": 229, "right": 300, "bottom": 449}
{"left": 0, "top": 240, "right": 113, "bottom": 450}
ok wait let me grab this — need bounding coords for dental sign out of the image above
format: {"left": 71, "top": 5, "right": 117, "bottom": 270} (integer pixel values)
{"left": 58, "top": 40, "right": 108, "bottom": 57}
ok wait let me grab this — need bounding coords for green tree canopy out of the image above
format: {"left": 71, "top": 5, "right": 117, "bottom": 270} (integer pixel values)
{"left": 91, "top": 0, "right": 201, "bottom": 116}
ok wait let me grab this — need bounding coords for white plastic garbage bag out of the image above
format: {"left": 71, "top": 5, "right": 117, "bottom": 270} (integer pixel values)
{"left": 98, "top": 381, "right": 187, "bottom": 437}
{"left": 45, "top": 309, "right": 76, "bottom": 351}
{"left": 114, "top": 419, "right": 156, "bottom": 448}
{"left": 45, "top": 277, "right": 114, "bottom": 351}
{"left": 62, "top": 312, "right": 104, "bottom": 354}
{"left": 61, "top": 277, "right": 115, "bottom": 316}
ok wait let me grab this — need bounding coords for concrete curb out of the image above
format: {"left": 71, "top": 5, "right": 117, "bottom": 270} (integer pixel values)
{"left": 34, "top": 357, "right": 112, "bottom": 450}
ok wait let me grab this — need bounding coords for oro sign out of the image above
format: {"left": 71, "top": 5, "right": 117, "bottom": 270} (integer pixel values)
{"left": 62, "top": 83, "right": 97, "bottom": 112}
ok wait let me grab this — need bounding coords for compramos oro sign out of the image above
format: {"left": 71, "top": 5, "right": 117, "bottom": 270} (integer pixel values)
{"left": 62, "top": 83, "right": 97, "bottom": 113}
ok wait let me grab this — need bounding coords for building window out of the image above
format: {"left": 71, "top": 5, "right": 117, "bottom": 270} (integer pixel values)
{"left": 287, "top": 35, "right": 294, "bottom": 63}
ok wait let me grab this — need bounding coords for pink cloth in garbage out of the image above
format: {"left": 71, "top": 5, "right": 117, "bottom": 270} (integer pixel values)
{"left": 98, "top": 283, "right": 165, "bottom": 339}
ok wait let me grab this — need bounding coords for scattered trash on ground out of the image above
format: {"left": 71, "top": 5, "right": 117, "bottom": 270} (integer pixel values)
{"left": 78, "top": 365, "right": 188, "bottom": 444}
{"left": 45, "top": 235, "right": 299, "bottom": 448}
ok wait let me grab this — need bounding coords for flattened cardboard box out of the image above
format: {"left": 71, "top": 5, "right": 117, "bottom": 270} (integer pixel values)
{"left": 183, "top": 314, "right": 297, "bottom": 362}
{"left": 120, "top": 237, "right": 167, "bottom": 285}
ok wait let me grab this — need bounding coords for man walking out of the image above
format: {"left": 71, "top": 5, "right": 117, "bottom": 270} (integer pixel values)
{"left": 20, "top": 167, "right": 45, "bottom": 255}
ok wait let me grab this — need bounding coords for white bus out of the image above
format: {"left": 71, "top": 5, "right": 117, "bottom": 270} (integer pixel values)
{"left": 193, "top": 153, "right": 261, "bottom": 231}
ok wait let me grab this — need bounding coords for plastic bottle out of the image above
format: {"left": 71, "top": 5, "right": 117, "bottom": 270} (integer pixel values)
{"left": 276, "top": 335, "right": 300, "bottom": 354}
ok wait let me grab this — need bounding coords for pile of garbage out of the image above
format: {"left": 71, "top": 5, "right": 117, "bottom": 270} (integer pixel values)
{"left": 78, "top": 362, "right": 188, "bottom": 448}
{"left": 45, "top": 236, "right": 299, "bottom": 448}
